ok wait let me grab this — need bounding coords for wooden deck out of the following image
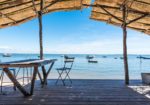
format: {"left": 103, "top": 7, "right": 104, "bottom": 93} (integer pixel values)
{"left": 1, "top": 79, "right": 150, "bottom": 105}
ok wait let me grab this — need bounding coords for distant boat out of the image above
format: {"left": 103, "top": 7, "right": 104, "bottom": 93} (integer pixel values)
{"left": 114, "top": 57, "right": 117, "bottom": 59}
{"left": 61, "top": 55, "right": 64, "bottom": 57}
{"left": 102, "top": 56, "right": 107, "bottom": 58}
{"left": 86, "top": 55, "right": 94, "bottom": 59}
{"left": 120, "top": 57, "right": 124, "bottom": 59}
{"left": 88, "top": 59, "right": 98, "bottom": 63}
{"left": 64, "top": 55, "right": 74, "bottom": 59}
{"left": 2, "top": 53, "right": 12, "bottom": 57}
{"left": 86, "top": 55, "right": 98, "bottom": 63}
{"left": 137, "top": 56, "right": 150, "bottom": 59}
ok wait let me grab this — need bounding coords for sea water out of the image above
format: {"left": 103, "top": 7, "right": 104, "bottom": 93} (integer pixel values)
{"left": 0, "top": 54, "right": 150, "bottom": 80}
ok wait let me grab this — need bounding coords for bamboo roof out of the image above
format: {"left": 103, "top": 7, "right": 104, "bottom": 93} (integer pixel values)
{"left": 90, "top": 0, "right": 150, "bottom": 35}
{"left": 0, "top": 0, "right": 91, "bottom": 28}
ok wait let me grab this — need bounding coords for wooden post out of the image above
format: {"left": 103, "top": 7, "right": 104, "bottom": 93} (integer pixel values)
{"left": 38, "top": 0, "right": 44, "bottom": 60}
{"left": 122, "top": 4, "right": 129, "bottom": 85}
{"left": 38, "top": 11, "right": 43, "bottom": 60}
{"left": 38, "top": 0, "right": 47, "bottom": 86}
{"left": 30, "top": 66, "right": 38, "bottom": 95}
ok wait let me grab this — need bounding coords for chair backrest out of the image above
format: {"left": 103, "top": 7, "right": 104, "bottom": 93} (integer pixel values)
{"left": 63, "top": 56, "right": 75, "bottom": 70}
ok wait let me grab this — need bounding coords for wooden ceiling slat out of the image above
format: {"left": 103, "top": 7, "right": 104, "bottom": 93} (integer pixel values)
{"left": 91, "top": 0, "right": 150, "bottom": 35}
{"left": 0, "top": 0, "right": 91, "bottom": 28}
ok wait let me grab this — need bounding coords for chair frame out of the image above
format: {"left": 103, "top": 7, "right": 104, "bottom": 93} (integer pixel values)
{"left": 56, "top": 57, "right": 74, "bottom": 86}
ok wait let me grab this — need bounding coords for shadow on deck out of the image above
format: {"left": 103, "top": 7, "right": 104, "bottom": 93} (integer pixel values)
{"left": 1, "top": 79, "right": 150, "bottom": 105}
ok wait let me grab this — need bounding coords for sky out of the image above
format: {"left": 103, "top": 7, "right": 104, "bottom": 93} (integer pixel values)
{"left": 0, "top": 8, "right": 150, "bottom": 54}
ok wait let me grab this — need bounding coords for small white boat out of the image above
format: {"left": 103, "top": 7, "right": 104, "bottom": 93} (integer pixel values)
{"left": 2, "top": 53, "right": 12, "bottom": 57}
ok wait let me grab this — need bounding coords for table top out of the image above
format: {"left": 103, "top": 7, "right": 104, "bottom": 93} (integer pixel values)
{"left": 0, "top": 59, "right": 57, "bottom": 68}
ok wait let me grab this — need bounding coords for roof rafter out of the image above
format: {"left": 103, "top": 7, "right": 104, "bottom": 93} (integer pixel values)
{"left": 0, "top": 0, "right": 33, "bottom": 11}
{"left": 84, "top": 4, "right": 149, "bottom": 15}
{"left": 126, "top": 13, "right": 149, "bottom": 25}
{"left": 32, "top": 0, "right": 38, "bottom": 15}
{"left": 0, "top": 12, "right": 16, "bottom": 23}
{"left": 100, "top": 6, "right": 123, "bottom": 22}
{"left": 42, "top": 0, "right": 61, "bottom": 12}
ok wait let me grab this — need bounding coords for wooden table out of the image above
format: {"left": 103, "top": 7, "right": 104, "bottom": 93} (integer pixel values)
{"left": 0, "top": 59, "right": 57, "bottom": 96}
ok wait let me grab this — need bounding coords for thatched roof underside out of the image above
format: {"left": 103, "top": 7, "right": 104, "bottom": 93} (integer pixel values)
{"left": 90, "top": 0, "right": 150, "bottom": 35}
{"left": 0, "top": 0, "right": 90, "bottom": 28}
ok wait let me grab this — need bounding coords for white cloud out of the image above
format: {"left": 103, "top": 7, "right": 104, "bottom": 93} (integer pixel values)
{"left": 0, "top": 46, "right": 12, "bottom": 53}
{"left": 44, "top": 39, "right": 123, "bottom": 54}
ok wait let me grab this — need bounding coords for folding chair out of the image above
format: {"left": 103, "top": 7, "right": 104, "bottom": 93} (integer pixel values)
{"left": 56, "top": 56, "right": 75, "bottom": 86}
{"left": 0, "top": 68, "right": 16, "bottom": 94}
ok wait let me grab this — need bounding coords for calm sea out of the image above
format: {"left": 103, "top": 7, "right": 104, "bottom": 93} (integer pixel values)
{"left": 0, "top": 54, "right": 150, "bottom": 80}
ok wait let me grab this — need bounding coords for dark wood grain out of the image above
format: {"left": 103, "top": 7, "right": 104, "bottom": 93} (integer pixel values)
{"left": 0, "top": 79, "right": 150, "bottom": 105}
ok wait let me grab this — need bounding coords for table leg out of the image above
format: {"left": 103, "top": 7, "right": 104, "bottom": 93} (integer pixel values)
{"left": 42, "top": 62, "right": 55, "bottom": 86}
{"left": 13, "top": 70, "right": 16, "bottom": 91}
{"left": 38, "top": 71, "right": 43, "bottom": 84}
{"left": 30, "top": 66, "right": 38, "bottom": 95}
{"left": 3, "top": 68, "right": 30, "bottom": 96}
{"left": 42, "top": 66, "right": 47, "bottom": 84}
{"left": 46, "top": 62, "right": 55, "bottom": 78}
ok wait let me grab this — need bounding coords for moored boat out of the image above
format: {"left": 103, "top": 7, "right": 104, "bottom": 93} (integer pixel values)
{"left": 2, "top": 53, "right": 12, "bottom": 57}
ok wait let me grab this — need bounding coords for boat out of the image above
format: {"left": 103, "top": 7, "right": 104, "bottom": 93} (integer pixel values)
{"left": 114, "top": 57, "right": 117, "bottom": 59}
{"left": 86, "top": 55, "right": 98, "bottom": 63}
{"left": 61, "top": 55, "right": 64, "bottom": 57}
{"left": 102, "top": 56, "right": 107, "bottom": 58}
{"left": 64, "top": 55, "right": 74, "bottom": 59}
{"left": 86, "top": 55, "right": 94, "bottom": 59}
{"left": 2, "top": 53, "right": 12, "bottom": 57}
{"left": 120, "top": 57, "right": 124, "bottom": 59}
{"left": 88, "top": 60, "right": 98, "bottom": 63}
{"left": 137, "top": 56, "right": 150, "bottom": 59}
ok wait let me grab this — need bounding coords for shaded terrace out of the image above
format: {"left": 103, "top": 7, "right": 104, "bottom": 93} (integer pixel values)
{"left": 0, "top": 0, "right": 150, "bottom": 104}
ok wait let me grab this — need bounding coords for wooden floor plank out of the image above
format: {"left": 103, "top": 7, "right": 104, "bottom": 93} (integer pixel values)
{"left": 0, "top": 79, "right": 150, "bottom": 105}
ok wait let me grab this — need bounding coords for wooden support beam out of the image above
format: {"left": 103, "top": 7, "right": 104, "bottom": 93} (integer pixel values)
{"left": 38, "top": 0, "right": 48, "bottom": 86}
{"left": 38, "top": 14, "right": 42, "bottom": 51}
{"left": 0, "top": 12, "right": 16, "bottom": 23}
{"left": 127, "top": 14, "right": 149, "bottom": 25}
{"left": 134, "top": 0, "right": 150, "bottom": 5}
{"left": 32, "top": 0, "right": 38, "bottom": 15}
{"left": 42, "top": 0, "right": 61, "bottom": 13}
{"left": 83, "top": 4, "right": 149, "bottom": 16}
{"left": 122, "top": 4, "right": 129, "bottom": 85}
{"left": 38, "top": 0, "right": 44, "bottom": 60}
{"left": 30, "top": 66, "right": 38, "bottom": 95}
{"left": 0, "top": 1, "right": 33, "bottom": 11}
{"left": 99, "top": 6, "right": 123, "bottom": 22}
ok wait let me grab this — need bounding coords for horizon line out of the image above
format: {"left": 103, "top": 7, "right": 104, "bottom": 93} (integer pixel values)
{"left": 0, "top": 52, "right": 149, "bottom": 55}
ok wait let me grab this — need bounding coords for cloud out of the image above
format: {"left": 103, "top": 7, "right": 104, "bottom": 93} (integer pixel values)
{"left": 44, "top": 39, "right": 123, "bottom": 54}
{"left": 0, "top": 46, "right": 12, "bottom": 53}
{"left": 43, "top": 33, "right": 150, "bottom": 54}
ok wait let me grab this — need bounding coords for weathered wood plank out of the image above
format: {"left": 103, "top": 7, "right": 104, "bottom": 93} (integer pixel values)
{"left": 0, "top": 79, "right": 150, "bottom": 105}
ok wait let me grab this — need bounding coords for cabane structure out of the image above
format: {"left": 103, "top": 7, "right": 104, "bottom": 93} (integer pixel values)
{"left": 0, "top": 0, "right": 90, "bottom": 85}
{"left": 0, "top": 0, "right": 90, "bottom": 58}
{"left": 0, "top": 0, "right": 150, "bottom": 85}
{"left": 87, "top": 0, "right": 150, "bottom": 84}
